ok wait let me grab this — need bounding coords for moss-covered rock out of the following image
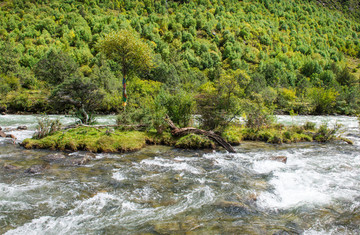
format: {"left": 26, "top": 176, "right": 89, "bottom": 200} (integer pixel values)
{"left": 175, "top": 134, "right": 215, "bottom": 149}
{"left": 22, "top": 127, "right": 147, "bottom": 153}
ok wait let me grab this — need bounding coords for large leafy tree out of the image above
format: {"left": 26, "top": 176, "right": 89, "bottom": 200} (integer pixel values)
{"left": 98, "top": 29, "right": 154, "bottom": 107}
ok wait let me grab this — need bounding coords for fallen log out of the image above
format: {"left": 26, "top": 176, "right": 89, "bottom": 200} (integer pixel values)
{"left": 164, "top": 115, "right": 236, "bottom": 153}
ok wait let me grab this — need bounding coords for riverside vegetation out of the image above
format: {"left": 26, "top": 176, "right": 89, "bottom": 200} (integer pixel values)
{"left": 0, "top": 0, "right": 358, "bottom": 151}
{"left": 22, "top": 114, "right": 349, "bottom": 152}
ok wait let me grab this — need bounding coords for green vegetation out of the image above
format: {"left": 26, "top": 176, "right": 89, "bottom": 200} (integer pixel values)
{"left": 0, "top": 0, "right": 359, "bottom": 116}
{"left": 22, "top": 119, "right": 346, "bottom": 153}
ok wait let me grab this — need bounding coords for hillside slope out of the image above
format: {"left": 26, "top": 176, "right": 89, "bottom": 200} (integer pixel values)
{"left": 0, "top": 0, "right": 359, "bottom": 115}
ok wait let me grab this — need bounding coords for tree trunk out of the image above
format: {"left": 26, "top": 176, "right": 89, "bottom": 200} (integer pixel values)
{"left": 164, "top": 115, "right": 236, "bottom": 153}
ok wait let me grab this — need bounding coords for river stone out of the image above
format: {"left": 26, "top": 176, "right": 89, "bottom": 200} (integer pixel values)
{"left": 25, "top": 164, "right": 49, "bottom": 174}
{"left": 0, "top": 131, "right": 5, "bottom": 138}
{"left": 270, "top": 156, "right": 287, "bottom": 164}
{"left": 6, "top": 134, "right": 16, "bottom": 139}
{"left": 42, "top": 153, "right": 66, "bottom": 162}
{"left": 17, "top": 126, "right": 27, "bottom": 130}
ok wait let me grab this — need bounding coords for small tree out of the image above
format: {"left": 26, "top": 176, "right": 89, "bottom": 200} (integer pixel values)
{"left": 99, "top": 29, "right": 154, "bottom": 107}
{"left": 50, "top": 75, "right": 104, "bottom": 124}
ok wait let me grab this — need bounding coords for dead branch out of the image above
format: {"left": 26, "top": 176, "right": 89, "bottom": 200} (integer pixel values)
{"left": 164, "top": 115, "right": 236, "bottom": 153}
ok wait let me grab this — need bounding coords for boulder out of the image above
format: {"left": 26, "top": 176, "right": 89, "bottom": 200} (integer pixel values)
{"left": 17, "top": 126, "right": 28, "bottom": 130}
{"left": 1, "top": 112, "right": 5, "bottom": 115}
{"left": 0, "top": 131, "right": 5, "bottom": 138}
{"left": 270, "top": 156, "right": 287, "bottom": 164}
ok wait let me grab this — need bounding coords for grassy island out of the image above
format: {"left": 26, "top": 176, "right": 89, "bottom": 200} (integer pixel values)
{"left": 21, "top": 120, "right": 349, "bottom": 153}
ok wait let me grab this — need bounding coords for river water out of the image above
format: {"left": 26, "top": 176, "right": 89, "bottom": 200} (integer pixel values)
{"left": 0, "top": 115, "right": 359, "bottom": 234}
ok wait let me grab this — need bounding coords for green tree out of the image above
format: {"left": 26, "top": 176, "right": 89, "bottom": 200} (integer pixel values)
{"left": 50, "top": 75, "right": 104, "bottom": 124}
{"left": 34, "top": 49, "right": 78, "bottom": 86}
{"left": 99, "top": 29, "right": 154, "bottom": 108}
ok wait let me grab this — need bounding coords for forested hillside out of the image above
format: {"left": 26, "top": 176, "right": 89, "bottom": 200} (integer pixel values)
{"left": 0, "top": 0, "right": 360, "bottom": 116}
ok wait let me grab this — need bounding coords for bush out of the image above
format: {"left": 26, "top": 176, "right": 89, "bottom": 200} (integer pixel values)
{"left": 314, "top": 123, "right": 341, "bottom": 142}
{"left": 33, "top": 116, "right": 62, "bottom": 139}
{"left": 245, "top": 95, "right": 274, "bottom": 131}
{"left": 303, "top": 121, "right": 316, "bottom": 130}
{"left": 155, "top": 89, "right": 195, "bottom": 128}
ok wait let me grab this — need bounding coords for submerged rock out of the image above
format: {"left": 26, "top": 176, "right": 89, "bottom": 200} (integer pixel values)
{"left": 4, "top": 163, "right": 20, "bottom": 170}
{"left": 214, "top": 200, "right": 251, "bottom": 216}
{"left": 25, "top": 164, "right": 49, "bottom": 174}
{"left": 41, "top": 153, "right": 66, "bottom": 162}
{"left": 70, "top": 155, "right": 92, "bottom": 166}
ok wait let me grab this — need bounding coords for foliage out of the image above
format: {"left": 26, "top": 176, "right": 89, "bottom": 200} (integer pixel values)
{"left": 196, "top": 70, "right": 244, "bottom": 132}
{"left": 33, "top": 116, "right": 62, "bottom": 139}
{"left": 155, "top": 89, "right": 195, "bottom": 128}
{"left": 314, "top": 122, "right": 342, "bottom": 142}
{"left": 0, "top": 0, "right": 360, "bottom": 116}
{"left": 34, "top": 49, "right": 78, "bottom": 86}
{"left": 99, "top": 29, "right": 154, "bottom": 78}
{"left": 245, "top": 95, "right": 274, "bottom": 131}
{"left": 50, "top": 75, "right": 104, "bottom": 124}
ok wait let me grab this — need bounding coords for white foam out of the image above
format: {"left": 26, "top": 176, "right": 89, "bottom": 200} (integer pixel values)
{"left": 140, "top": 157, "right": 203, "bottom": 174}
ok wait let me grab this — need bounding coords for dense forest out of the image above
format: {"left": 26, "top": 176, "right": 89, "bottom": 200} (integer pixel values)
{"left": 0, "top": 0, "right": 360, "bottom": 119}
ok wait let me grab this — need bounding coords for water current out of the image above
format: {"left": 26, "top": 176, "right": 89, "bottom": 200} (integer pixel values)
{"left": 0, "top": 115, "right": 359, "bottom": 234}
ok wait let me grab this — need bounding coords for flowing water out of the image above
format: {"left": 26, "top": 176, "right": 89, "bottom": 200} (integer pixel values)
{"left": 0, "top": 115, "right": 359, "bottom": 234}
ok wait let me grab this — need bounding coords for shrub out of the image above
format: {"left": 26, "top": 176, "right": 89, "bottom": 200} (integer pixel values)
{"left": 156, "top": 89, "right": 195, "bottom": 128}
{"left": 314, "top": 123, "right": 341, "bottom": 142}
{"left": 33, "top": 116, "right": 62, "bottom": 139}
{"left": 303, "top": 121, "right": 316, "bottom": 130}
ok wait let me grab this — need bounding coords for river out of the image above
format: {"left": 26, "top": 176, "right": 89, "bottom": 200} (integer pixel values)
{"left": 0, "top": 115, "right": 359, "bottom": 234}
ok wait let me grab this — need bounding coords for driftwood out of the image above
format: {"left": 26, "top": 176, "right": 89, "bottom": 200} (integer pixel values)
{"left": 164, "top": 115, "right": 236, "bottom": 153}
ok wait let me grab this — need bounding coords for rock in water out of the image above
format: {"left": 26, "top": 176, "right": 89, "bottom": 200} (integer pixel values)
{"left": 17, "top": 126, "right": 27, "bottom": 130}
{"left": 25, "top": 164, "right": 49, "bottom": 174}
{"left": 71, "top": 156, "right": 92, "bottom": 166}
{"left": 270, "top": 156, "right": 287, "bottom": 164}
{"left": 0, "top": 131, "right": 6, "bottom": 138}
{"left": 42, "top": 153, "right": 66, "bottom": 162}
{"left": 6, "top": 134, "right": 16, "bottom": 139}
